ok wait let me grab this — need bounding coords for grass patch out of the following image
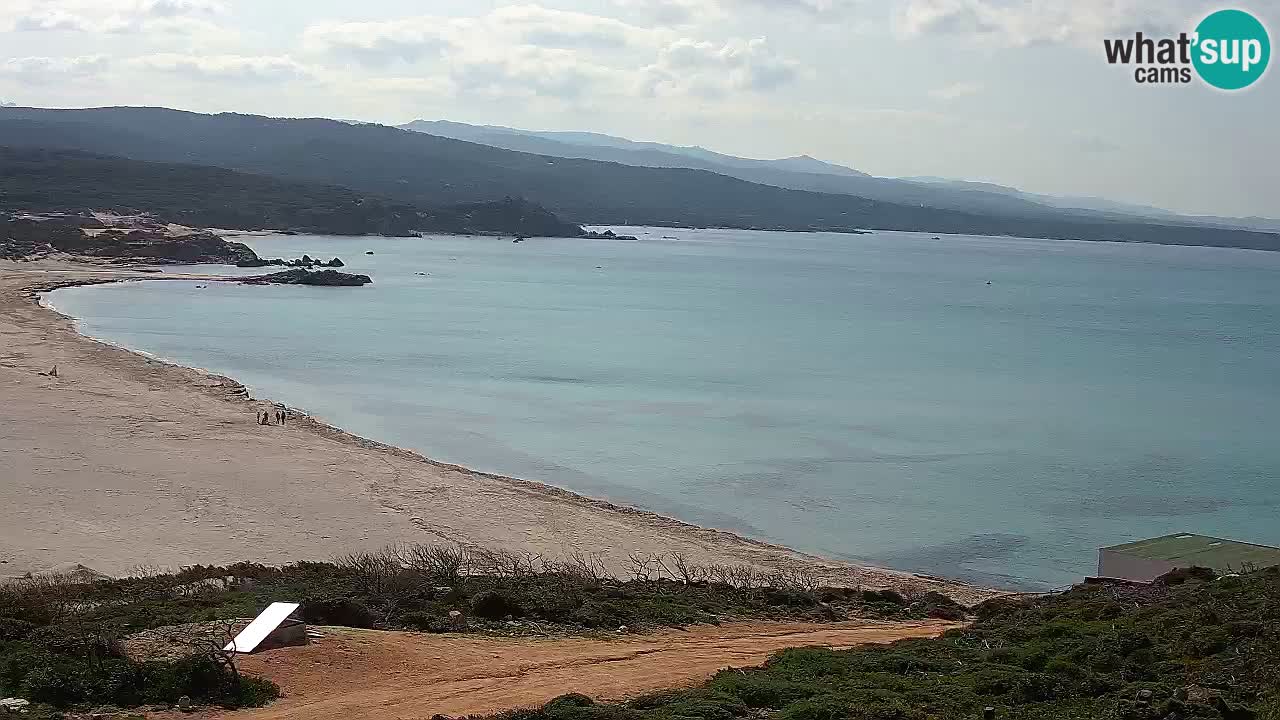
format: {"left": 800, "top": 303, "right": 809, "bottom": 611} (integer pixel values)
{"left": 0, "top": 545, "right": 954, "bottom": 712}
{"left": 482, "top": 567, "right": 1280, "bottom": 719}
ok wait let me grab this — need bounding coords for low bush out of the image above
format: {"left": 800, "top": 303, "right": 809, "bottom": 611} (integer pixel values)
{"left": 480, "top": 566, "right": 1280, "bottom": 720}
{"left": 0, "top": 544, "right": 960, "bottom": 713}
{"left": 0, "top": 633, "right": 278, "bottom": 710}
{"left": 471, "top": 591, "right": 524, "bottom": 620}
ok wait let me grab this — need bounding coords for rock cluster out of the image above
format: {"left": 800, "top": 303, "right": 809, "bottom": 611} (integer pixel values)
{"left": 237, "top": 254, "right": 345, "bottom": 269}
{"left": 581, "top": 228, "right": 639, "bottom": 241}
{"left": 242, "top": 269, "right": 372, "bottom": 286}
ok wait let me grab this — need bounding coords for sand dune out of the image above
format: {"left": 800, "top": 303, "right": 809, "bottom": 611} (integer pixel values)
{"left": 0, "top": 259, "right": 990, "bottom": 603}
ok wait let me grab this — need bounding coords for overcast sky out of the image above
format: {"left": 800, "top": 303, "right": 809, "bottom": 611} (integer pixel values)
{"left": 1, "top": 0, "right": 1275, "bottom": 217}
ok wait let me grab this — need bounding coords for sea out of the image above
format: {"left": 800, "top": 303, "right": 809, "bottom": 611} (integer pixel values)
{"left": 43, "top": 227, "right": 1280, "bottom": 590}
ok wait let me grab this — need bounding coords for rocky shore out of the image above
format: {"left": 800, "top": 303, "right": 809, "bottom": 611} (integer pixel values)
{"left": 2, "top": 211, "right": 262, "bottom": 264}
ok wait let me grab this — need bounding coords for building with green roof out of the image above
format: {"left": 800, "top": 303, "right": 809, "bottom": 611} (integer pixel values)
{"left": 1098, "top": 533, "right": 1280, "bottom": 583}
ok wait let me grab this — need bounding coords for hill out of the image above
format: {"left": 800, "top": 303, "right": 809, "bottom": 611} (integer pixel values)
{"left": 906, "top": 175, "right": 1280, "bottom": 233}
{"left": 2, "top": 106, "right": 1278, "bottom": 250}
{"left": 399, "top": 119, "right": 1107, "bottom": 220}
{"left": 0, "top": 145, "right": 582, "bottom": 237}
{"left": 403, "top": 119, "right": 1280, "bottom": 234}
{"left": 410, "top": 119, "right": 1280, "bottom": 236}
{"left": 404, "top": 120, "right": 871, "bottom": 178}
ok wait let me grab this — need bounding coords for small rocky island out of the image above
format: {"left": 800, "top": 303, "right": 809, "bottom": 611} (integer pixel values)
{"left": 243, "top": 269, "right": 372, "bottom": 286}
{"left": 582, "top": 229, "right": 639, "bottom": 241}
{"left": 237, "top": 254, "right": 345, "bottom": 268}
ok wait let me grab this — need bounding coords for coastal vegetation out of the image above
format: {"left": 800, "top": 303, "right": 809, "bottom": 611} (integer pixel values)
{"left": 3, "top": 545, "right": 1277, "bottom": 718}
{"left": 0, "top": 145, "right": 583, "bottom": 238}
{"left": 495, "top": 567, "right": 1280, "bottom": 720}
{"left": 0, "top": 544, "right": 957, "bottom": 712}
{"left": 2, "top": 107, "right": 1278, "bottom": 250}
{"left": 0, "top": 214, "right": 262, "bottom": 264}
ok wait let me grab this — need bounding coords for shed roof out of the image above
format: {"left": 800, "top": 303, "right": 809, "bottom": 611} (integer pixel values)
{"left": 1102, "top": 534, "right": 1280, "bottom": 572}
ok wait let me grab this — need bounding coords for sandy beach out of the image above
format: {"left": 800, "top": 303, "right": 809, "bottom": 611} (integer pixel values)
{"left": 0, "top": 259, "right": 991, "bottom": 603}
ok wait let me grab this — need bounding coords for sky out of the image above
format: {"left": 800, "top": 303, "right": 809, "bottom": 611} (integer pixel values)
{"left": 0, "top": 0, "right": 1276, "bottom": 217}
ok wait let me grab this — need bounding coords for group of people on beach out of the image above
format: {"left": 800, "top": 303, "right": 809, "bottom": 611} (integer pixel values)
{"left": 258, "top": 409, "right": 287, "bottom": 426}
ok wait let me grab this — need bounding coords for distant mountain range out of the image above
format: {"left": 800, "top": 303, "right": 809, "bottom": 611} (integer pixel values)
{"left": 402, "top": 119, "right": 1280, "bottom": 235}
{"left": 407, "top": 121, "right": 871, "bottom": 178}
{"left": 900, "top": 176, "right": 1280, "bottom": 234}
{"left": 0, "top": 145, "right": 582, "bottom": 237}
{"left": 0, "top": 106, "right": 1276, "bottom": 251}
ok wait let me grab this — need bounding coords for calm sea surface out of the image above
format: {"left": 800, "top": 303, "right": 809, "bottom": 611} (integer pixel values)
{"left": 45, "top": 228, "right": 1280, "bottom": 589}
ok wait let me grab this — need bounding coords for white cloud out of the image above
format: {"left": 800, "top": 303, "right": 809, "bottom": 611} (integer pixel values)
{"left": 616, "top": 0, "right": 859, "bottom": 25}
{"left": 485, "top": 5, "right": 653, "bottom": 49}
{"left": 0, "top": 55, "right": 110, "bottom": 84}
{"left": 302, "top": 17, "right": 452, "bottom": 66}
{"left": 305, "top": 6, "right": 662, "bottom": 68}
{"left": 139, "top": 0, "right": 224, "bottom": 19}
{"left": 611, "top": 0, "right": 705, "bottom": 26}
{"left": 929, "top": 81, "right": 982, "bottom": 99}
{"left": 3, "top": 0, "right": 224, "bottom": 34}
{"left": 639, "top": 37, "right": 801, "bottom": 97}
{"left": 127, "top": 54, "right": 316, "bottom": 82}
{"left": 737, "top": 0, "right": 856, "bottom": 16}
{"left": 893, "top": 0, "right": 1214, "bottom": 47}
{"left": 13, "top": 9, "right": 89, "bottom": 31}
{"left": 303, "top": 6, "right": 804, "bottom": 107}
{"left": 449, "top": 47, "right": 625, "bottom": 100}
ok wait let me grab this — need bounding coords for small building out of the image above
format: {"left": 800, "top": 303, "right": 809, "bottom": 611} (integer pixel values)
{"left": 225, "top": 602, "right": 308, "bottom": 654}
{"left": 1098, "top": 533, "right": 1280, "bottom": 583}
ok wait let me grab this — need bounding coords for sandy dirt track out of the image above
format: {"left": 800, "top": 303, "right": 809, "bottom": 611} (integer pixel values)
{"left": 176, "top": 620, "right": 958, "bottom": 720}
{"left": 0, "top": 259, "right": 991, "bottom": 603}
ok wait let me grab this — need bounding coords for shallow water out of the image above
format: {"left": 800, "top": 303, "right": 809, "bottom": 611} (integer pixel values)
{"left": 45, "top": 228, "right": 1280, "bottom": 589}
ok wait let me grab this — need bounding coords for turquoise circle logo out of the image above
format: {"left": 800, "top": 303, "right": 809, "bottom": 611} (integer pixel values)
{"left": 1192, "top": 9, "right": 1270, "bottom": 90}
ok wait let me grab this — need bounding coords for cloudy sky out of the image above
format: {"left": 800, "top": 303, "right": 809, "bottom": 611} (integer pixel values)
{"left": 1, "top": 0, "right": 1275, "bottom": 217}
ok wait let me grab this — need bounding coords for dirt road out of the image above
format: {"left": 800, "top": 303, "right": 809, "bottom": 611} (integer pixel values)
{"left": 179, "top": 620, "right": 956, "bottom": 720}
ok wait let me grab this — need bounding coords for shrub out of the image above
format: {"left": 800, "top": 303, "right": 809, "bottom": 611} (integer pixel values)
{"left": 303, "top": 597, "right": 377, "bottom": 628}
{"left": 545, "top": 693, "right": 595, "bottom": 709}
{"left": 471, "top": 591, "right": 524, "bottom": 620}
{"left": 861, "top": 589, "right": 906, "bottom": 606}
{"left": 401, "top": 611, "right": 450, "bottom": 633}
{"left": 0, "top": 617, "right": 36, "bottom": 641}
{"left": 1155, "top": 566, "right": 1217, "bottom": 586}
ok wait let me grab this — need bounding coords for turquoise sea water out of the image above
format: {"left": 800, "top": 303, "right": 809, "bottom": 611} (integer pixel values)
{"left": 45, "top": 228, "right": 1280, "bottom": 590}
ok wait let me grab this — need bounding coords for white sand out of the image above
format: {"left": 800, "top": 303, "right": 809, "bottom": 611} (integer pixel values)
{"left": 0, "top": 259, "right": 993, "bottom": 603}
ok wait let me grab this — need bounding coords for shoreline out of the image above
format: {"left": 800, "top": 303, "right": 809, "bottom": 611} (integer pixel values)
{"left": 0, "top": 258, "right": 999, "bottom": 604}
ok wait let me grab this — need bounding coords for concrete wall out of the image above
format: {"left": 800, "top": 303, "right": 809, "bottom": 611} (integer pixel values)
{"left": 1098, "top": 549, "right": 1177, "bottom": 583}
